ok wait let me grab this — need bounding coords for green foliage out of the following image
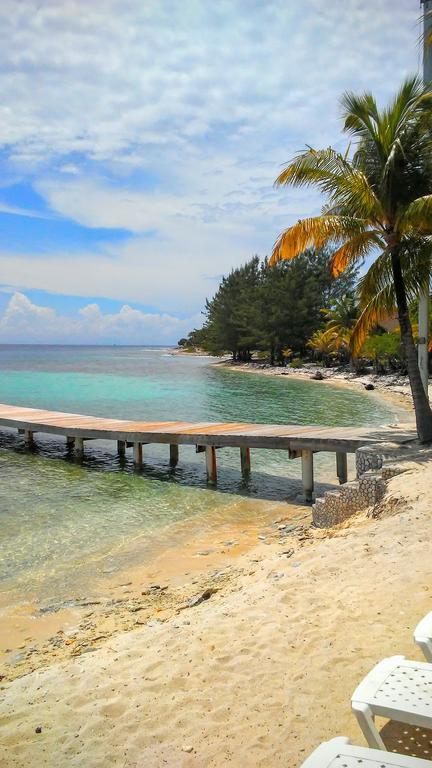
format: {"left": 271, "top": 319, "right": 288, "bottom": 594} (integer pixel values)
{"left": 290, "top": 358, "right": 304, "bottom": 369}
{"left": 361, "top": 331, "right": 404, "bottom": 372}
{"left": 191, "top": 249, "right": 358, "bottom": 362}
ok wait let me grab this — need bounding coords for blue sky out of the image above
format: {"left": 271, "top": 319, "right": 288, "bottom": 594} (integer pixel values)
{"left": 0, "top": 0, "right": 423, "bottom": 344}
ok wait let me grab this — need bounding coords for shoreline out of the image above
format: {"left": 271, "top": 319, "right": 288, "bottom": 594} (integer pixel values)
{"left": 1, "top": 498, "right": 308, "bottom": 682}
{"left": 216, "top": 358, "right": 418, "bottom": 414}
{"left": 3, "top": 461, "right": 432, "bottom": 766}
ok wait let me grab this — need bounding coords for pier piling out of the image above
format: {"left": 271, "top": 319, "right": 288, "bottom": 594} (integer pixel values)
{"left": 24, "top": 430, "right": 34, "bottom": 448}
{"left": 301, "top": 449, "right": 314, "bottom": 503}
{"left": 75, "top": 437, "right": 84, "bottom": 457}
{"left": 205, "top": 446, "right": 217, "bottom": 484}
{"left": 240, "top": 446, "right": 251, "bottom": 477}
{"left": 169, "top": 444, "right": 179, "bottom": 467}
{"left": 133, "top": 442, "right": 143, "bottom": 467}
{"left": 336, "top": 452, "right": 348, "bottom": 484}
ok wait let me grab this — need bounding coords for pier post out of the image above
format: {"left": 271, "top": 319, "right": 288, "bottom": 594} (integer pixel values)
{"left": 24, "top": 430, "right": 34, "bottom": 448}
{"left": 336, "top": 452, "right": 348, "bottom": 485}
{"left": 240, "top": 446, "right": 251, "bottom": 477}
{"left": 75, "top": 437, "right": 84, "bottom": 457}
{"left": 169, "top": 444, "right": 179, "bottom": 467}
{"left": 66, "top": 436, "right": 74, "bottom": 448}
{"left": 205, "top": 446, "right": 217, "bottom": 484}
{"left": 117, "top": 440, "right": 126, "bottom": 457}
{"left": 301, "top": 449, "right": 314, "bottom": 503}
{"left": 133, "top": 442, "right": 143, "bottom": 467}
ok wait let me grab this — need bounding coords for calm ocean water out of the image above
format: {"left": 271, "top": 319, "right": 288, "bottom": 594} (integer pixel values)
{"left": 0, "top": 345, "right": 404, "bottom": 605}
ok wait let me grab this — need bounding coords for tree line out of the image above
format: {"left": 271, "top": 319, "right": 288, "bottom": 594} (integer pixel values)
{"left": 180, "top": 250, "right": 358, "bottom": 363}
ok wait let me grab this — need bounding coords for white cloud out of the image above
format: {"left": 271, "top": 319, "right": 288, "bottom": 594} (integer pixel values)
{"left": 36, "top": 177, "right": 186, "bottom": 233}
{"left": 0, "top": 202, "right": 51, "bottom": 219}
{"left": 0, "top": 169, "right": 309, "bottom": 314}
{"left": 0, "top": 0, "right": 418, "bottom": 169}
{"left": 0, "top": 0, "right": 422, "bottom": 331}
{"left": 0, "top": 292, "right": 201, "bottom": 344}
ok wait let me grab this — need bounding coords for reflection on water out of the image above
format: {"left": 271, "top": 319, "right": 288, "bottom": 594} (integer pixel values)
{"left": 0, "top": 345, "right": 405, "bottom": 606}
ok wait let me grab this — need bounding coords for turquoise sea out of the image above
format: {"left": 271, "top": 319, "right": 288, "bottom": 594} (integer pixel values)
{"left": 0, "top": 345, "right": 404, "bottom": 607}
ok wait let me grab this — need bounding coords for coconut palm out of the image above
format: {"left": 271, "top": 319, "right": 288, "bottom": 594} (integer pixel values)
{"left": 322, "top": 293, "right": 358, "bottom": 363}
{"left": 270, "top": 76, "right": 432, "bottom": 442}
{"left": 307, "top": 328, "right": 340, "bottom": 365}
{"left": 322, "top": 294, "right": 358, "bottom": 336}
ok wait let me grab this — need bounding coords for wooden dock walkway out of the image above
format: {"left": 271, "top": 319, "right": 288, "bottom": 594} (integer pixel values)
{"left": 0, "top": 403, "right": 416, "bottom": 501}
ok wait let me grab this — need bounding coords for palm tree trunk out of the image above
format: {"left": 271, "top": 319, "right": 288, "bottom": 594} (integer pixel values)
{"left": 391, "top": 247, "right": 432, "bottom": 442}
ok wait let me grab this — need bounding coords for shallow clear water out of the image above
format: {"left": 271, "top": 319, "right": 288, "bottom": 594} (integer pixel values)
{"left": 0, "top": 345, "right": 404, "bottom": 604}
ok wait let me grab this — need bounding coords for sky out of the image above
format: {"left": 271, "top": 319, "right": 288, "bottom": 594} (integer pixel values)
{"left": 0, "top": 0, "right": 423, "bottom": 344}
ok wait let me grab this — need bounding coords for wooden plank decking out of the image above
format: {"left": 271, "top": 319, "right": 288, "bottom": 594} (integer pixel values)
{"left": 0, "top": 403, "right": 416, "bottom": 501}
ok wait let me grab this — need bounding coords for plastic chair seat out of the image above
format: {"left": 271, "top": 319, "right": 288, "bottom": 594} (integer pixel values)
{"left": 414, "top": 611, "right": 432, "bottom": 663}
{"left": 300, "top": 737, "right": 432, "bottom": 768}
{"left": 351, "top": 656, "right": 432, "bottom": 750}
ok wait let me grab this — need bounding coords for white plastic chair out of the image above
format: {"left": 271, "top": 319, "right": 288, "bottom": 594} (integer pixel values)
{"left": 351, "top": 655, "right": 432, "bottom": 750}
{"left": 415, "top": 611, "right": 432, "bottom": 663}
{"left": 300, "top": 736, "right": 432, "bottom": 767}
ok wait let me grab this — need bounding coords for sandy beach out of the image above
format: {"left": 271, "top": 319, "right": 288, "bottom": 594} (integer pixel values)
{"left": 2, "top": 460, "right": 432, "bottom": 767}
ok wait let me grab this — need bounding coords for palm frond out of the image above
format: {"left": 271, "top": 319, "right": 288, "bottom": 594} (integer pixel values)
{"left": 351, "top": 240, "right": 431, "bottom": 356}
{"left": 341, "top": 90, "right": 380, "bottom": 149}
{"left": 398, "top": 195, "right": 432, "bottom": 233}
{"left": 275, "top": 147, "right": 344, "bottom": 188}
{"left": 329, "top": 230, "right": 383, "bottom": 277}
{"left": 270, "top": 215, "right": 366, "bottom": 265}
{"left": 275, "top": 147, "right": 382, "bottom": 220}
{"left": 350, "top": 284, "right": 395, "bottom": 356}
{"left": 357, "top": 250, "right": 393, "bottom": 300}
{"left": 385, "top": 75, "right": 424, "bottom": 143}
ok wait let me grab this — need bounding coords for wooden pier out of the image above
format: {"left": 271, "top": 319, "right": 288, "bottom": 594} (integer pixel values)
{"left": 0, "top": 403, "right": 416, "bottom": 501}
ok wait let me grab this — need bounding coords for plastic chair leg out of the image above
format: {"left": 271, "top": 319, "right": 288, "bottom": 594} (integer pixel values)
{"left": 352, "top": 701, "right": 386, "bottom": 750}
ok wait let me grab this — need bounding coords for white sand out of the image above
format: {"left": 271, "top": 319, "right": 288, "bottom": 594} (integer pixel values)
{"left": 2, "top": 463, "right": 432, "bottom": 767}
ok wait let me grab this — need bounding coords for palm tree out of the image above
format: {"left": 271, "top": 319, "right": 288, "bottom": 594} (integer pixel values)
{"left": 322, "top": 294, "right": 358, "bottom": 364}
{"left": 322, "top": 294, "right": 358, "bottom": 336}
{"left": 270, "top": 76, "right": 432, "bottom": 442}
{"left": 307, "top": 328, "right": 339, "bottom": 365}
